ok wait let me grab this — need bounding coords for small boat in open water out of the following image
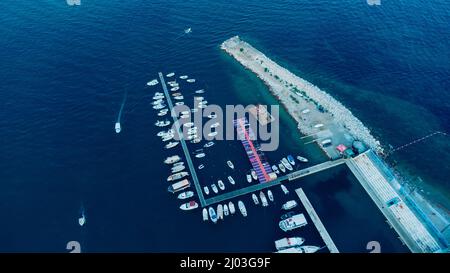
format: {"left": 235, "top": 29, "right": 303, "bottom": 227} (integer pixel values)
{"left": 115, "top": 122, "right": 121, "bottom": 133}
{"left": 227, "top": 160, "right": 234, "bottom": 169}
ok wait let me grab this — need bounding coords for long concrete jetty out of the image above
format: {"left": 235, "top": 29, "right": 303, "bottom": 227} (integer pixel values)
{"left": 159, "top": 72, "right": 206, "bottom": 207}
{"left": 204, "top": 159, "right": 346, "bottom": 206}
{"left": 295, "top": 188, "right": 339, "bottom": 253}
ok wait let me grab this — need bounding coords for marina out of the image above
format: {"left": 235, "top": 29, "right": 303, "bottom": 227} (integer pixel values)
{"left": 295, "top": 188, "right": 339, "bottom": 253}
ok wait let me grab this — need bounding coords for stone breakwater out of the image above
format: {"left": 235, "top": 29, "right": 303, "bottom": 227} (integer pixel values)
{"left": 221, "top": 36, "right": 383, "bottom": 154}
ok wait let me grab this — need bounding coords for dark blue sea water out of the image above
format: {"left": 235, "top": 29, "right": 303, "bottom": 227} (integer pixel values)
{"left": 0, "top": 0, "right": 448, "bottom": 252}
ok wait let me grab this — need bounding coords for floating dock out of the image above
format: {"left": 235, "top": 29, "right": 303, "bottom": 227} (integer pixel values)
{"left": 204, "top": 159, "right": 346, "bottom": 206}
{"left": 295, "top": 188, "right": 339, "bottom": 253}
{"left": 158, "top": 72, "right": 206, "bottom": 207}
{"left": 234, "top": 117, "right": 275, "bottom": 183}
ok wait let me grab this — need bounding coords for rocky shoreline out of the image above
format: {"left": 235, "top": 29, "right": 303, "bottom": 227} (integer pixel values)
{"left": 221, "top": 36, "right": 383, "bottom": 154}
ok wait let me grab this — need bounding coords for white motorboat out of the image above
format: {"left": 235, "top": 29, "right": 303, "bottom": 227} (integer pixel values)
{"left": 260, "top": 191, "right": 268, "bottom": 207}
{"left": 251, "top": 170, "right": 257, "bottom": 180}
{"left": 227, "top": 176, "right": 235, "bottom": 185}
{"left": 203, "top": 186, "right": 210, "bottom": 195}
{"left": 202, "top": 208, "right": 208, "bottom": 221}
{"left": 252, "top": 193, "right": 259, "bottom": 205}
{"left": 282, "top": 200, "right": 298, "bottom": 210}
{"left": 267, "top": 190, "right": 274, "bottom": 202}
{"left": 238, "top": 201, "right": 247, "bottom": 217}
{"left": 180, "top": 75, "right": 188, "bottom": 80}
{"left": 228, "top": 201, "right": 236, "bottom": 215}
{"left": 115, "top": 122, "right": 121, "bottom": 133}
{"left": 218, "top": 180, "right": 225, "bottom": 191}
{"left": 217, "top": 204, "right": 223, "bottom": 220}
{"left": 166, "top": 72, "right": 175, "bottom": 77}
{"left": 246, "top": 174, "right": 252, "bottom": 183}
{"left": 297, "top": 156, "right": 309, "bottom": 163}
{"left": 177, "top": 191, "right": 194, "bottom": 200}
{"left": 147, "top": 79, "right": 158, "bottom": 86}
{"left": 211, "top": 184, "right": 218, "bottom": 194}
{"left": 281, "top": 184, "right": 289, "bottom": 195}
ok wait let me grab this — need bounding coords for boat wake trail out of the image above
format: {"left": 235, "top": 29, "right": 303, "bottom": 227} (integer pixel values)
{"left": 115, "top": 90, "right": 128, "bottom": 133}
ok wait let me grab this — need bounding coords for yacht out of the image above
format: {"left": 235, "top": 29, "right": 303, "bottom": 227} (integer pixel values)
{"left": 252, "top": 193, "right": 259, "bottom": 205}
{"left": 226, "top": 160, "right": 234, "bottom": 169}
{"left": 246, "top": 174, "right": 252, "bottom": 183}
{"left": 282, "top": 200, "right": 298, "bottom": 210}
{"left": 275, "top": 237, "right": 305, "bottom": 251}
{"left": 267, "top": 190, "right": 274, "bottom": 202}
{"left": 202, "top": 208, "right": 208, "bottom": 221}
{"left": 218, "top": 180, "right": 225, "bottom": 191}
{"left": 179, "top": 75, "right": 188, "bottom": 80}
{"left": 168, "top": 179, "right": 190, "bottom": 193}
{"left": 223, "top": 204, "right": 229, "bottom": 216}
{"left": 238, "top": 201, "right": 247, "bottom": 217}
{"left": 166, "top": 72, "right": 175, "bottom": 77}
{"left": 260, "top": 191, "right": 268, "bottom": 207}
{"left": 228, "top": 201, "right": 236, "bottom": 215}
{"left": 281, "top": 184, "right": 289, "bottom": 195}
{"left": 211, "top": 184, "right": 219, "bottom": 194}
{"left": 203, "top": 186, "right": 210, "bottom": 195}
{"left": 170, "top": 87, "right": 179, "bottom": 92}
{"left": 279, "top": 213, "right": 307, "bottom": 232}
{"left": 186, "top": 79, "right": 196, "bottom": 83}
{"left": 287, "top": 155, "right": 296, "bottom": 166}
{"left": 180, "top": 201, "right": 198, "bottom": 211}
{"left": 209, "top": 207, "right": 218, "bottom": 223}
{"left": 297, "top": 156, "right": 308, "bottom": 163}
